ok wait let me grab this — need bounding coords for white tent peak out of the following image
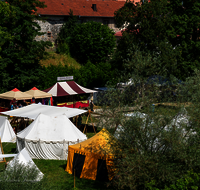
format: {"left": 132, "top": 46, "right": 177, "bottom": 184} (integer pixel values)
{"left": 17, "top": 113, "right": 87, "bottom": 142}
{"left": 0, "top": 116, "right": 16, "bottom": 143}
{"left": 16, "top": 114, "right": 87, "bottom": 160}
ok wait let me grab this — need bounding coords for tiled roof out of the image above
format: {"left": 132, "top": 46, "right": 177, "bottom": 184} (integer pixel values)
{"left": 37, "top": 0, "right": 126, "bottom": 17}
{"left": 114, "top": 29, "right": 124, "bottom": 36}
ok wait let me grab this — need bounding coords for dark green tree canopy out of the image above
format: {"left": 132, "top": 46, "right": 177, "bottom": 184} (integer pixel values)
{"left": 0, "top": 0, "right": 51, "bottom": 92}
{"left": 68, "top": 21, "right": 116, "bottom": 64}
{"left": 114, "top": 0, "right": 200, "bottom": 80}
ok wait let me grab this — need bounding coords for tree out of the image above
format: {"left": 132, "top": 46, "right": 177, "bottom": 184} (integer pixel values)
{"left": 0, "top": 0, "right": 51, "bottom": 92}
{"left": 0, "top": 2, "right": 15, "bottom": 56}
{"left": 56, "top": 10, "right": 78, "bottom": 54}
{"left": 114, "top": 0, "right": 200, "bottom": 80}
{"left": 68, "top": 21, "right": 116, "bottom": 64}
{"left": 97, "top": 54, "right": 200, "bottom": 190}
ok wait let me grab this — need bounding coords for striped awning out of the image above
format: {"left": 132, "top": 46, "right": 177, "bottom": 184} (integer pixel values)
{"left": 43, "top": 81, "right": 97, "bottom": 97}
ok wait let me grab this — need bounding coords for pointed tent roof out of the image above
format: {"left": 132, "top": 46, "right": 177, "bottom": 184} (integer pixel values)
{"left": 43, "top": 81, "right": 97, "bottom": 97}
{"left": 0, "top": 116, "right": 16, "bottom": 143}
{"left": 0, "top": 88, "right": 32, "bottom": 100}
{"left": 17, "top": 114, "right": 87, "bottom": 142}
{"left": 25, "top": 87, "right": 52, "bottom": 99}
{"left": 68, "top": 128, "right": 116, "bottom": 156}
{"left": 8, "top": 148, "right": 43, "bottom": 181}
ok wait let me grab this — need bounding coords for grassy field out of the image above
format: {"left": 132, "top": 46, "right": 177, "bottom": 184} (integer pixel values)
{"left": 0, "top": 105, "right": 182, "bottom": 189}
{"left": 0, "top": 127, "right": 114, "bottom": 190}
{"left": 40, "top": 52, "right": 81, "bottom": 69}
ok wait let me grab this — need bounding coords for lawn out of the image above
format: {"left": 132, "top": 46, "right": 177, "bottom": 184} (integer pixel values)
{"left": 0, "top": 128, "right": 114, "bottom": 190}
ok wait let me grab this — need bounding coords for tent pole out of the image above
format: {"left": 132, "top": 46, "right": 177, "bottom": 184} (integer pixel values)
{"left": 0, "top": 137, "right": 6, "bottom": 163}
{"left": 74, "top": 169, "right": 76, "bottom": 188}
{"left": 17, "top": 117, "right": 19, "bottom": 133}
{"left": 76, "top": 116, "right": 78, "bottom": 127}
{"left": 89, "top": 111, "right": 96, "bottom": 134}
{"left": 83, "top": 112, "right": 89, "bottom": 134}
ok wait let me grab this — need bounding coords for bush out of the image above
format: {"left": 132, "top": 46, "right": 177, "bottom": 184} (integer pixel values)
{"left": 0, "top": 159, "right": 47, "bottom": 190}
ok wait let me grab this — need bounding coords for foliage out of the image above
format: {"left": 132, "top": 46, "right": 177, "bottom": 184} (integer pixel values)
{"left": 0, "top": 2, "right": 15, "bottom": 55}
{"left": 0, "top": 0, "right": 52, "bottom": 92}
{"left": 56, "top": 10, "right": 78, "bottom": 55}
{"left": 68, "top": 21, "right": 116, "bottom": 64}
{"left": 146, "top": 171, "right": 200, "bottom": 190}
{"left": 98, "top": 54, "right": 200, "bottom": 189}
{"left": 114, "top": 0, "right": 200, "bottom": 80}
{"left": 41, "top": 61, "right": 113, "bottom": 90}
{"left": 0, "top": 159, "right": 46, "bottom": 190}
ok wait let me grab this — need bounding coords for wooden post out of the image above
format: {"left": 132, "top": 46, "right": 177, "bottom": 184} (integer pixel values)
{"left": 89, "top": 112, "right": 96, "bottom": 134}
{"left": 0, "top": 137, "right": 6, "bottom": 163}
{"left": 83, "top": 111, "right": 90, "bottom": 134}
{"left": 76, "top": 116, "right": 78, "bottom": 127}
{"left": 74, "top": 169, "right": 76, "bottom": 188}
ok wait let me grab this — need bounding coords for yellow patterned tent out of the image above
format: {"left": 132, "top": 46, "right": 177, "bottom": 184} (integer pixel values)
{"left": 65, "top": 128, "right": 117, "bottom": 181}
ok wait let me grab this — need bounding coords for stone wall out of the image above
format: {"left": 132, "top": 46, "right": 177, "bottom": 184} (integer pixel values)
{"left": 35, "top": 16, "right": 120, "bottom": 44}
{"left": 35, "top": 16, "right": 65, "bottom": 44}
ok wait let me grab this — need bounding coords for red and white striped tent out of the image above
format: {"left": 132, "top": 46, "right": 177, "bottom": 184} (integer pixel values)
{"left": 43, "top": 81, "right": 97, "bottom": 97}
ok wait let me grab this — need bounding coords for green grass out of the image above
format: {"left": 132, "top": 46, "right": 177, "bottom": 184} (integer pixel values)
{"left": 141, "top": 104, "right": 181, "bottom": 117}
{"left": 0, "top": 130, "right": 114, "bottom": 190}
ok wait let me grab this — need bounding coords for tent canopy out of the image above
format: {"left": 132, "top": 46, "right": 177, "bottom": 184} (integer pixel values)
{"left": 0, "top": 88, "right": 32, "bottom": 100}
{"left": 17, "top": 114, "right": 87, "bottom": 160}
{"left": 0, "top": 116, "right": 16, "bottom": 143}
{"left": 25, "top": 87, "right": 52, "bottom": 99}
{"left": 1, "top": 104, "right": 87, "bottom": 119}
{"left": 68, "top": 128, "right": 116, "bottom": 156}
{"left": 43, "top": 81, "right": 97, "bottom": 97}
{"left": 66, "top": 129, "right": 117, "bottom": 181}
{"left": 17, "top": 114, "right": 87, "bottom": 142}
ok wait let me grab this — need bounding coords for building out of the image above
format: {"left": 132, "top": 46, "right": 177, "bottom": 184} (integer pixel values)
{"left": 35, "top": 0, "right": 129, "bottom": 43}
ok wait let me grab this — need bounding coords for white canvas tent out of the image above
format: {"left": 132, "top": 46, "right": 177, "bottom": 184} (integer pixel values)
{"left": 7, "top": 148, "right": 43, "bottom": 181}
{"left": 0, "top": 116, "right": 16, "bottom": 143}
{"left": 17, "top": 114, "right": 87, "bottom": 160}
{"left": 1, "top": 104, "right": 87, "bottom": 120}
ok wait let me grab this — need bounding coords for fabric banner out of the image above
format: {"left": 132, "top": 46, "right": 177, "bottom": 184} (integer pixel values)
{"left": 57, "top": 100, "right": 89, "bottom": 108}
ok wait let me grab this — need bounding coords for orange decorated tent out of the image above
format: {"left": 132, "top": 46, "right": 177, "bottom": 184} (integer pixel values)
{"left": 0, "top": 88, "right": 32, "bottom": 100}
{"left": 25, "top": 87, "right": 52, "bottom": 99}
{"left": 65, "top": 128, "right": 117, "bottom": 181}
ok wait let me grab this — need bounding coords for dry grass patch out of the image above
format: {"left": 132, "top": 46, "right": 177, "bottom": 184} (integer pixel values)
{"left": 40, "top": 52, "right": 81, "bottom": 69}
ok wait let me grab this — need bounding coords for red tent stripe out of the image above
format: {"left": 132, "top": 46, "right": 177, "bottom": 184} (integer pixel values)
{"left": 57, "top": 83, "right": 70, "bottom": 96}
{"left": 67, "top": 81, "right": 86, "bottom": 94}
{"left": 43, "top": 86, "right": 53, "bottom": 93}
